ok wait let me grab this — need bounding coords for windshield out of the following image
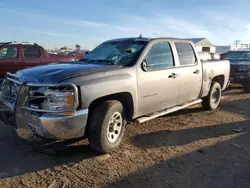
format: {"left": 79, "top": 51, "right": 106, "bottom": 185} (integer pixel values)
{"left": 82, "top": 40, "right": 147, "bottom": 66}
{"left": 225, "top": 51, "right": 250, "bottom": 61}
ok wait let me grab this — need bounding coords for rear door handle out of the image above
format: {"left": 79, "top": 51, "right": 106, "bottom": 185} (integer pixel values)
{"left": 168, "top": 73, "right": 178, "bottom": 78}
{"left": 193, "top": 69, "right": 200, "bottom": 74}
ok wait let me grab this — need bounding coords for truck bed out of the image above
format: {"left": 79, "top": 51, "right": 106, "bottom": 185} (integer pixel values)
{"left": 201, "top": 60, "right": 230, "bottom": 97}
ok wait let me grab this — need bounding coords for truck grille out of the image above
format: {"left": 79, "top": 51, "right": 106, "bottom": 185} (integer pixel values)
{"left": 0, "top": 73, "right": 23, "bottom": 110}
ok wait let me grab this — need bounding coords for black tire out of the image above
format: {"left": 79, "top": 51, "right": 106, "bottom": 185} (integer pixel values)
{"left": 87, "top": 100, "right": 127, "bottom": 153}
{"left": 0, "top": 112, "right": 14, "bottom": 126}
{"left": 202, "top": 81, "right": 222, "bottom": 110}
{"left": 243, "top": 80, "right": 250, "bottom": 93}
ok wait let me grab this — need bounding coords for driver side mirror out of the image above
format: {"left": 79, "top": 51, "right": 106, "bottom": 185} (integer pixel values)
{"left": 141, "top": 58, "right": 154, "bottom": 72}
{"left": 141, "top": 58, "right": 148, "bottom": 72}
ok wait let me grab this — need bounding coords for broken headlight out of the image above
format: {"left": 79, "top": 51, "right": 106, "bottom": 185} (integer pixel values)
{"left": 28, "top": 86, "right": 78, "bottom": 113}
{"left": 42, "top": 90, "right": 74, "bottom": 111}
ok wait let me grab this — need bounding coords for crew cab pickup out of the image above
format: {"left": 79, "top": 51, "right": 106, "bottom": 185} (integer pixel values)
{"left": 0, "top": 37, "right": 230, "bottom": 153}
{"left": 0, "top": 42, "right": 73, "bottom": 79}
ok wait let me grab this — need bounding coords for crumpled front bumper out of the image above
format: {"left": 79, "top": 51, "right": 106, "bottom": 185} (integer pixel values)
{"left": 0, "top": 74, "right": 88, "bottom": 142}
{"left": 17, "top": 109, "right": 89, "bottom": 141}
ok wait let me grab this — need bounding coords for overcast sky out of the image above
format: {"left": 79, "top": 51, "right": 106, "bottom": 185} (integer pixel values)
{"left": 0, "top": 0, "right": 249, "bottom": 49}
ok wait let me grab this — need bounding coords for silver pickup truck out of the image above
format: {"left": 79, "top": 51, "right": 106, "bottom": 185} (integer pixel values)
{"left": 0, "top": 37, "right": 230, "bottom": 153}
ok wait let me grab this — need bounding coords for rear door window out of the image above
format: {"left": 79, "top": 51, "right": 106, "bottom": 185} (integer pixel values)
{"left": 175, "top": 42, "right": 196, "bottom": 66}
{"left": 0, "top": 47, "right": 18, "bottom": 58}
{"left": 23, "top": 47, "right": 41, "bottom": 58}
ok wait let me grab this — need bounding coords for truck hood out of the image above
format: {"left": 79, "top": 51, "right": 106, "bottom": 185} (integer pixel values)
{"left": 16, "top": 62, "right": 121, "bottom": 83}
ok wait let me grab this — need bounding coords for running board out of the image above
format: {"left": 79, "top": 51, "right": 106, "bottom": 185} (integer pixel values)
{"left": 135, "top": 99, "right": 202, "bottom": 124}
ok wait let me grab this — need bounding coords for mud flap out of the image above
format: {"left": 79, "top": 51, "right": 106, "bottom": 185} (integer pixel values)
{"left": 226, "top": 80, "right": 230, "bottom": 88}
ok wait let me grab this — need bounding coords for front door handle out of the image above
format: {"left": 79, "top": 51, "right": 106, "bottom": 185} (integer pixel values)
{"left": 193, "top": 69, "right": 200, "bottom": 74}
{"left": 168, "top": 73, "right": 178, "bottom": 78}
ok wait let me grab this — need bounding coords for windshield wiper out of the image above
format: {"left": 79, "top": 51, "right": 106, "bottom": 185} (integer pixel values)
{"left": 90, "top": 59, "right": 115, "bottom": 65}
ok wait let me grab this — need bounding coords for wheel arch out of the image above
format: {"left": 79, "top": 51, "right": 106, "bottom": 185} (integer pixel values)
{"left": 88, "top": 92, "right": 134, "bottom": 121}
{"left": 212, "top": 75, "right": 225, "bottom": 89}
{"left": 201, "top": 74, "right": 225, "bottom": 98}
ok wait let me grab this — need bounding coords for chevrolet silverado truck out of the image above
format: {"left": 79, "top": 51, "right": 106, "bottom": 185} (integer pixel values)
{"left": 0, "top": 37, "right": 230, "bottom": 153}
{"left": 0, "top": 42, "right": 73, "bottom": 80}
{"left": 221, "top": 50, "right": 250, "bottom": 92}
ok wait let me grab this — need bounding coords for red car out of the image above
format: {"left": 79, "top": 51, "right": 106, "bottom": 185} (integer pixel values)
{"left": 68, "top": 50, "right": 89, "bottom": 60}
{"left": 0, "top": 42, "right": 74, "bottom": 79}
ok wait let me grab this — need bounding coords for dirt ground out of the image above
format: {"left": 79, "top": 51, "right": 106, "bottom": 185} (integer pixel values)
{"left": 1, "top": 85, "right": 250, "bottom": 188}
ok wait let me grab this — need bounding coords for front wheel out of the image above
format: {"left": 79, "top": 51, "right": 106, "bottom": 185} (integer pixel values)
{"left": 87, "top": 100, "right": 127, "bottom": 153}
{"left": 202, "top": 81, "right": 222, "bottom": 110}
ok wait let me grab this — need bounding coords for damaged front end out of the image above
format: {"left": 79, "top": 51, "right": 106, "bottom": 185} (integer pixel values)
{"left": 0, "top": 73, "right": 88, "bottom": 142}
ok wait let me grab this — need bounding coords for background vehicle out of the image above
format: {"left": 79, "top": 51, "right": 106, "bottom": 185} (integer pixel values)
{"left": 0, "top": 37, "right": 230, "bottom": 153}
{"left": 221, "top": 50, "right": 250, "bottom": 92}
{"left": 0, "top": 42, "right": 74, "bottom": 79}
{"left": 68, "top": 50, "right": 89, "bottom": 60}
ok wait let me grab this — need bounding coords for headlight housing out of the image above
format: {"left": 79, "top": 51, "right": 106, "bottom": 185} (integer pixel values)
{"left": 42, "top": 90, "right": 74, "bottom": 111}
{"left": 28, "top": 85, "right": 78, "bottom": 114}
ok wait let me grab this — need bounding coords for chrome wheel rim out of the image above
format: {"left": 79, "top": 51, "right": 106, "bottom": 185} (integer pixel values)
{"left": 107, "top": 112, "right": 123, "bottom": 143}
{"left": 211, "top": 87, "right": 220, "bottom": 103}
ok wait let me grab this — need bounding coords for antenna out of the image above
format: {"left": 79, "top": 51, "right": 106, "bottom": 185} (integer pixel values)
{"left": 139, "top": 34, "right": 143, "bottom": 38}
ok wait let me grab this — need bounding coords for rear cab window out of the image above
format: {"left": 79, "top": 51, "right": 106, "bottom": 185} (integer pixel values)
{"left": 0, "top": 46, "right": 18, "bottom": 59}
{"left": 175, "top": 42, "right": 196, "bottom": 66}
{"left": 23, "top": 46, "right": 41, "bottom": 58}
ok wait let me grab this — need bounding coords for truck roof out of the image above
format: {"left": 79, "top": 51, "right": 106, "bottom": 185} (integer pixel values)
{"left": 104, "top": 37, "right": 194, "bottom": 43}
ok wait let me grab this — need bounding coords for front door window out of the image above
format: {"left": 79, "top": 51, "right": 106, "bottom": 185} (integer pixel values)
{"left": 146, "top": 42, "right": 174, "bottom": 70}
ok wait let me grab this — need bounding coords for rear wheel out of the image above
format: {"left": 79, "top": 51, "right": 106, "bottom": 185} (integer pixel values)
{"left": 202, "top": 81, "right": 222, "bottom": 110}
{"left": 87, "top": 100, "right": 127, "bottom": 153}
